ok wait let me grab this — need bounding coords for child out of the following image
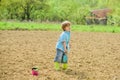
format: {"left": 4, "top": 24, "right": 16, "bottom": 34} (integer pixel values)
{"left": 54, "top": 21, "right": 71, "bottom": 70}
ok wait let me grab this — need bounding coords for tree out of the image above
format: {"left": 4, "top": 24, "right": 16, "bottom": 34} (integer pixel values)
{"left": 0, "top": 0, "right": 49, "bottom": 21}
{"left": 17, "top": 0, "right": 49, "bottom": 21}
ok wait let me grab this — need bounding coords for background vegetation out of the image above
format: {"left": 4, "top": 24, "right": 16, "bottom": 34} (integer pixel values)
{"left": 0, "top": 0, "right": 120, "bottom": 25}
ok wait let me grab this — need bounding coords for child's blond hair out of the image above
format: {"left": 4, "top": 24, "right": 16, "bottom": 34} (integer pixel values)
{"left": 61, "top": 21, "right": 71, "bottom": 31}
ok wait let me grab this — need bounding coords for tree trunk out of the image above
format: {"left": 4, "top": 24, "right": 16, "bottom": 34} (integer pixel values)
{"left": 26, "top": 3, "right": 30, "bottom": 21}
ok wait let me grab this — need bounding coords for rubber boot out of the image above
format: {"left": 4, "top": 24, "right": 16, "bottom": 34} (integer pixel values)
{"left": 54, "top": 62, "right": 60, "bottom": 71}
{"left": 62, "top": 63, "right": 68, "bottom": 70}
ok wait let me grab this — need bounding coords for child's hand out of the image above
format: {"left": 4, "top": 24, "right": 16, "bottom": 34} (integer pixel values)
{"left": 64, "top": 49, "right": 68, "bottom": 54}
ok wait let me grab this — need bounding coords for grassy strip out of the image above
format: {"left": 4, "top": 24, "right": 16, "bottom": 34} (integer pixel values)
{"left": 0, "top": 21, "right": 120, "bottom": 33}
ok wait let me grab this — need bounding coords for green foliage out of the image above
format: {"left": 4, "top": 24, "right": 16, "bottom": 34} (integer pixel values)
{"left": 0, "top": 0, "right": 120, "bottom": 25}
{"left": 0, "top": 0, "right": 48, "bottom": 21}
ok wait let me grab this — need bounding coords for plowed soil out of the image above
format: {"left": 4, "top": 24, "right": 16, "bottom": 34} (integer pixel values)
{"left": 0, "top": 31, "right": 120, "bottom": 80}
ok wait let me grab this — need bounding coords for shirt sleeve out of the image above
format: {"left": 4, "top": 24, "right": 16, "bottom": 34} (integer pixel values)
{"left": 60, "top": 33, "right": 67, "bottom": 42}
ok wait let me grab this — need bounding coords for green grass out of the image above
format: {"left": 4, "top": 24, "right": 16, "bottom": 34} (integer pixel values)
{"left": 0, "top": 21, "right": 120, "bottom": 33}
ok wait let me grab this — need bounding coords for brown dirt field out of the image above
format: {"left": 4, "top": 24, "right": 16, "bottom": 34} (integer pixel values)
{"left": 0, "top": 31, "right": 120, "bottom": 80}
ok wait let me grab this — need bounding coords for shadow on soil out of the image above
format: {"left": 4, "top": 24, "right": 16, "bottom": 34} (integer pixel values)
{"left": 62, "top": 69, "right": 88, "bottom": 80}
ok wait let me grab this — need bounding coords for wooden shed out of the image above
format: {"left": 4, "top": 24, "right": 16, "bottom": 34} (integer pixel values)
{"left": 86, "top": 8, "right": 112, "bottom": 25}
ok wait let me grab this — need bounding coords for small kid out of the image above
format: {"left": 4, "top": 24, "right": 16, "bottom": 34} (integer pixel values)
{"left": 54, "top": 21, "right": 71, "bottom": 70}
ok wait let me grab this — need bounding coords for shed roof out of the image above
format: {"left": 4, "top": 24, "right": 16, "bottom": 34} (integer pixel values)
{"left": 91, "top": 8, "right": 112, "bottom": 18}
